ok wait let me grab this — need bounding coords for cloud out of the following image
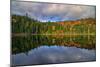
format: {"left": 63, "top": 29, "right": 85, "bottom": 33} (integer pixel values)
{"left": 11, "top": 1, "right": 96, "bottom": 22}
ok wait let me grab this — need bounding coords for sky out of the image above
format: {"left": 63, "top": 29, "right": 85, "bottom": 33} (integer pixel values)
{"left": 11, "top": 1, "right": 96, "bottom": 22}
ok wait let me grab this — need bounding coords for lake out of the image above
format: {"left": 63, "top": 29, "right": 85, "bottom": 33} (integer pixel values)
{"left": 11, "top": 35, "right": 96, "bottom": 66}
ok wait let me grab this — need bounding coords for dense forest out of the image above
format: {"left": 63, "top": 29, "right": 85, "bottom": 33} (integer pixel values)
{"left": 12, "top": 15, "right": 96, "bottom": 35}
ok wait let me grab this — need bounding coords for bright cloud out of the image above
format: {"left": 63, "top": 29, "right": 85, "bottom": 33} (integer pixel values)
{"left": 11, "top": 1, "right": 96, "bottom": 22}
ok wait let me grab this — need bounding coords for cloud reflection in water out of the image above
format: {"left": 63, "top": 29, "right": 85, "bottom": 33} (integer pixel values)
{"left": 12, "top": 46, "right": 96, "bottom": 66}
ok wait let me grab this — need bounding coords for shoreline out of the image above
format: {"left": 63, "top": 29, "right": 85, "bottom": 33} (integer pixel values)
{"left": 12, "top": 33, "right": 96, "bottom": 36}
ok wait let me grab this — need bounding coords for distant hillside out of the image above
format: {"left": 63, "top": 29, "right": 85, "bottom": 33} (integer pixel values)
{"left": 12, "top": 15, "right": 96, "bottom": 35}
{"left": 57, "top": 18, "right": 95, "bottom": 26}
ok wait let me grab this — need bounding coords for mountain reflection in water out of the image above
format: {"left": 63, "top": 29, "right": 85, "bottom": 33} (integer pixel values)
{"left": 11, "top": 35, "right": 96, "bottom": 66}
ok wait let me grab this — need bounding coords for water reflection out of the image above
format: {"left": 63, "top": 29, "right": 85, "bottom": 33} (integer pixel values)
{"left": 12, "top": 35, "right": 95, "bottom": 54}
{"left": 11, "top": 35, "right": 96, "bottom": 66}
{"left": 12, "top": 46, "right": 96, "bottom": 66}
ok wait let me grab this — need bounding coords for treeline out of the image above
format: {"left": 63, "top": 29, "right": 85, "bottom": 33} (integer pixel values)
{"left": 12, "top": 15, "right": 96, "bottom": 35}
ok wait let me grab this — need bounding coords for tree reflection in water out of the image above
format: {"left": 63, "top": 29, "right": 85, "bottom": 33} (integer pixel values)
{"left": 12, "top": 35, "right": 96, "bottom": 54}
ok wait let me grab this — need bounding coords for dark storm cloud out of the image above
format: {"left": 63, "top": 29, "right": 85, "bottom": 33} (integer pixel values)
{"left": 11, "top": 1, "right": 96, "bottom": 22}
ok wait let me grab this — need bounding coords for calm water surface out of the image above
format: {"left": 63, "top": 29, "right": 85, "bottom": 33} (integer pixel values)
{"left": 11, "top": 35, "right": 96, "bottom": 66}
